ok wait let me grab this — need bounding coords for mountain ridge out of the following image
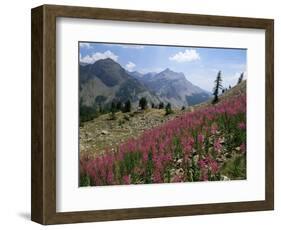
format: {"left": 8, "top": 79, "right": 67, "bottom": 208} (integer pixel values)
{"left": 80, "top": 58, "right": 211, "bottom": 109}
{"left": 128, "top": 67, "right": 210, "bottom": 107}
{"left": 79, "top": 59, "right": 161, "bottom": 108}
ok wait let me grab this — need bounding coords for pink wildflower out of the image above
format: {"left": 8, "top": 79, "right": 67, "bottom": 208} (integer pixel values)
{"left": 153, "top": 170, "right": 162, "bottom": 183}
{"left": 214, "top": 138, "right": 222, "bottom": 152}
{"left": 123, "top": 175, "right": 131, "bottom": 184}
{"left": 198, "top": 134, "right": 204, "bottom": 144}
{"left": 172, "top": 175, "right": 183, "bottom": 183}
{"left": 200, "top": 169, "right": 208, "bottom": 181}
{"left": 198, "top": 159, "right": 206, "bottom": 169}
{"left": 209, "top": 160, "right": 219, "bottom": 174}
{"left": 240, "top": 143, "right": 246, "bottom": 153}
{"left": 238, "top": 122, "right": 246, "bottom": 129}
{"left": 107, "top": 170, "right": 114, "bottom": 184}
{"left": 211, "top": 123, "right": 218, "bottom": 135}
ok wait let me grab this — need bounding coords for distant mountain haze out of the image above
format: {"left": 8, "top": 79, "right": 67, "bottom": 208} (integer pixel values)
{"left": 159, "top": 68, "right": 210, "bottom": 106}
{"left": 79, "top": 58, "right": 210, "bottom": 109}
{"left": 129, "top": 68, "right": 210, "bottom": 107}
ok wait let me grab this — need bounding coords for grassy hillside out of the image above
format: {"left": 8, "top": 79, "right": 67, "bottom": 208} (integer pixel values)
{"left": 80, "top": 81, "right": 247, "bottom": 186}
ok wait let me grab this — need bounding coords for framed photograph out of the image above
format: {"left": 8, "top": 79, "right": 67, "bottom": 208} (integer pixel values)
{"left": 31, "top": 4, "right": 274, "bottom": 225}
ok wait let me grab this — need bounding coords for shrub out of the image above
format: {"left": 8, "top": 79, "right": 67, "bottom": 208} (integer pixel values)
{"left": 139, "top": 97, "right": 147, "bottom": 110}
{"left": 122, "top": 100, "right": 131, "bottom": 113}
{"left": 158, "top": 102, "right": 164, "bottom": 109}
{"left": 165, "top": 103, "right": 173, "bottom": 115}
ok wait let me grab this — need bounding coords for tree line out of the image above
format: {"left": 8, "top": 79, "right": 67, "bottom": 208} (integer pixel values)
{"left": 212, "top": 71, "right": 244, "bottom": 104}
{"left": 80, "top": 71, "right": 244, "bottom": 124}
{"left": 80, "top": 96, "right": 175, "bottom": 124}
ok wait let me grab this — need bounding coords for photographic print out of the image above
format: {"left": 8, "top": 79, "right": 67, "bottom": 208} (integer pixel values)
{"left": 31, "top": 5, "right": 274, "bottom": 224}
{"left": 79, "top": 42, "right": 247, "bottom": 187}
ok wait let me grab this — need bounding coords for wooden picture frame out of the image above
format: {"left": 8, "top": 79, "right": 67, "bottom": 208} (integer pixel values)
{"left": 31, "top": 4, "right": 274, "bottom": 225}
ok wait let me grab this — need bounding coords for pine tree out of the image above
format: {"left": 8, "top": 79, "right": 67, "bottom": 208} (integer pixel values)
{"left": 165, "top": 103, "right": 173, "bottom": 115}
{"left": 212, "top": 71, "right": 223, "bottom": 104}
{"left": 123, "top": 100, "right": 131, "bottom": 113}
{"left": 139, "top": 97, "right": 147, "bottom": 110}
{"left": 109, "top": 101, "right": 117, "bottom": 120}
{"left": 237, "top": 72, "right": 244, "bottom": 85}
{"left": 98, "top": 103, "right": 103, "bottom": 113}
{"left": 116, "top": 101, "right": 122, "bottom": 111}
{"left": 158, "top": 102, "right": 164, "bottom": 109}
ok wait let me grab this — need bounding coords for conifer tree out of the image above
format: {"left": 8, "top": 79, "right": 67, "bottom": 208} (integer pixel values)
{"left": 139, "top": 97, "right": 147, "bottom": 110}
{"left": 237, "top": 72, "right": 244, "bottom": 85}
{"left": 124, "top": 100, "right": 131, "bottom": 113}
{"left": 212, "top": 71, "right": 223, "bottom": 104}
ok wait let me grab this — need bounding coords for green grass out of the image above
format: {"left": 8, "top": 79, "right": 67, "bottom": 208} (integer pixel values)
{"left": 221, "top": 154, "right": 246, "bottom": 180}
{"left": 80, "top": 175, "right": 91, "bottom": 186}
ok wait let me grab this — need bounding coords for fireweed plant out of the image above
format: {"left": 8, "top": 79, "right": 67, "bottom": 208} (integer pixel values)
{"left": 80, "top": 94, "right": 246, "bottom": 186}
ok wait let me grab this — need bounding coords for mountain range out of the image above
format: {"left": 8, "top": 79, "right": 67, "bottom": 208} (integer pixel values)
{"left": 79, "top": 58, "right": 210, "bottom": 109}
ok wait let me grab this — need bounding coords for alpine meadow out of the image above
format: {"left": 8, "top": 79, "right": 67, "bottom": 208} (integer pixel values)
{"left": 78, "top": 42, "right": 247, "bottom": 187}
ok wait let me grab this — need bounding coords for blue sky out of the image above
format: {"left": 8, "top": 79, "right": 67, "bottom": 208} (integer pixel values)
{"left": 79, "top": 42, "right": 246, "bottom": 92}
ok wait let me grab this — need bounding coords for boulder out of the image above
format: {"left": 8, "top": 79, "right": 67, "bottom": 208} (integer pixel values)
{"left": 101, "top": 130, "right": 109, "bottom": 135}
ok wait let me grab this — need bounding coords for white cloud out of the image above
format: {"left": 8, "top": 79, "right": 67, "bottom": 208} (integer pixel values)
{"left": 80, "top": 50, "right": 118, "bottom": 64}
{"left": 104, "top": 44, "right": 144, "bottom": 49}
{"left": 125, "top": 61, "right": 136, "bottom": 71}
{"left": 119, "top": 45, "right": 144, "bottom": 49}
{"left": 79, "top": 43, "right": 91, "bottom": 48}
{"left": 169, "top": 49, "right": 200, "bottom": 63}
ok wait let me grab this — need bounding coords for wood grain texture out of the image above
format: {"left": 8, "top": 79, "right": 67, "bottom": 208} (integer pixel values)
{"left": 31, "top": 4, "right": 274, "bottom": 225}
{"left": 31, "top": 6, "right": 44, "bottom": 224}
{"left": 265, "top": 20, "right": 274, "bottom": 210}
